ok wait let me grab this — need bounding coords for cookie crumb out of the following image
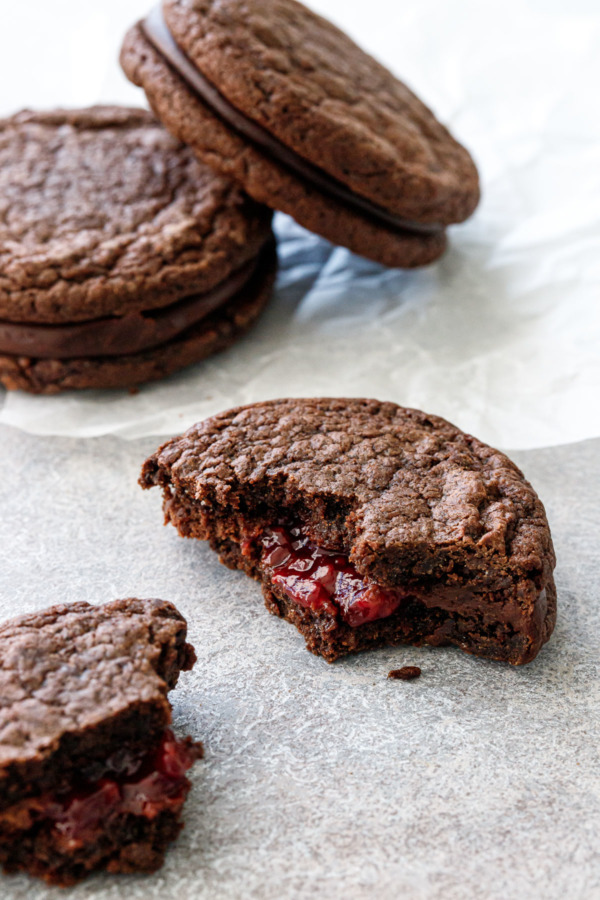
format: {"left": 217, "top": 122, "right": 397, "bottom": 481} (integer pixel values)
{"left": 388, "top": 666, "right": 421, "bottom": 681}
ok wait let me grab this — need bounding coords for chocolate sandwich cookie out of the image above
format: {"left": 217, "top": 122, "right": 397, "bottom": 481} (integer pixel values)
{"left": 0, "top": 598, "right": 202, "bottom": 885}
{"left": 0, "top": 107, "right": 276, "bottom": 394}
{"left": 141, "top": 399, "right": 556, "bottom": 665}
{"left": 121, "top": 0, "right": 479, "bottom": 269}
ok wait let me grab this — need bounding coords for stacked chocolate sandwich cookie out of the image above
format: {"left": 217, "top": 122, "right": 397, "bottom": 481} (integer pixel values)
{"left": 0, "top": 0, "right": 481, "bottom": 396}
{"left": 121, "top": 0, "right": 480, "bottom": 268}
{"left": 0, "top": 598, "right": 201, "bottom": 886}
{"left": 0, "top": 107, "right": 276, "bottom": 393}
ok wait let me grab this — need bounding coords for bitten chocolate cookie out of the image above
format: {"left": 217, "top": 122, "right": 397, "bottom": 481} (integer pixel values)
{"left": 0, "top": 598, "right": 202, "bottom": 886}
{"left": 120, "top": 0, "right": 480, "bottom": 269}
{"left": 141, "top": 399, "right": 556, "bottom": 665}
{"left": 0, "top": 106, "right": 276, "bottom": 394}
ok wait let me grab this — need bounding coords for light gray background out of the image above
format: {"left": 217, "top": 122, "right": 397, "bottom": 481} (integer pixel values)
{"left": 1, "top": 425, "right": 598, "bottom": 899}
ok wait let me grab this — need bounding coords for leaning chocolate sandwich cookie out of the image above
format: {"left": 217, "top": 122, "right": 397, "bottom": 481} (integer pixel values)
{"left": 141, "top": 399, "right": 556, "bottom": 665}
{"left": 0, "top": 107, "right": 276, "bottom": 394}
{"left": 0, "top": 598, "right": 202, "bottom": 885}
{"left": 121, "top": 0, "right": 480, "bottom": 269}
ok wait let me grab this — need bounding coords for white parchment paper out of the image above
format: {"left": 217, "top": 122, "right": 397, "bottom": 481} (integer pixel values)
{"left": 0, "top": 0, "right": 599, "bottom": 448}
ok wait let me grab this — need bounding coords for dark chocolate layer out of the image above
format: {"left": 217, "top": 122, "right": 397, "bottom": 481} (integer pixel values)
{"left": 0, "top": 254, "right": 261, "bottom": 359}
{"left": 142, "top": 7, "right": 444, "bottom": 238}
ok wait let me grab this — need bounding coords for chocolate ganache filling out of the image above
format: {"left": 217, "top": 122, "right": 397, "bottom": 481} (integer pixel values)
{"left": 141, "top": 7, "right": 445, "bottom": 238}
{"left": 0, "top": 249, "right": 265, "bottom": 360}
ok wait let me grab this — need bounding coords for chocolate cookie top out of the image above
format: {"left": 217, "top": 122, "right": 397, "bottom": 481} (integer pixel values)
{"left": 0, "top": 598, "right": 195, "bottom": 780}
{"left": 0, "top": 107, "right": 272, "bottom": 323}
{"left": 141, "top": 398, "right": 555, "bottom": 592}
{"left": 160, "top": 0, "right": 479, "bottom": 226}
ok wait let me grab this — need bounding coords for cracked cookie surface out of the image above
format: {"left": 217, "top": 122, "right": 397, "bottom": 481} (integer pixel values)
{"left": 163, "top": 0, "right": 478, "bottom": 225}
{"left": 0, "top": 106, "right": 272, "bottom": 323}
{"left": 141, "top": 398, "right": 556, "bottom": 664}
{"left": 0, "top": 597, "right": 195, "bottom": 801}
{"left": 121, "top": 0, "right": 478, "bottom": 267}
{"left": 0, "top": 598, "right": 200, "bottom": 885}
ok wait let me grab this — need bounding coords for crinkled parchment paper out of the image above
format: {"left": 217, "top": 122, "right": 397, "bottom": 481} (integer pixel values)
{"left": 0, "top": 0, "right": 599, "bottom": 449}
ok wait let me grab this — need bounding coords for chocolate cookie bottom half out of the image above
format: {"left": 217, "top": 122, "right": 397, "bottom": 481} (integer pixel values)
{"left": 140, "top": 399, "right": 556, "bottom": 666}
{"left": 0, "top": 240, "right": 276, "bottom": 394}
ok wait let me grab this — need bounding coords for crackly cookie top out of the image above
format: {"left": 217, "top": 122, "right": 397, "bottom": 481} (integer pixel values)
{"left": 142, "top": 398, "right": 555, "bottom": 588}
{"left": 0, "top": 106, "right": 272, "bottom": 323}
{"left": 0, "top": 598, "right": 194, "bottom": 769}
{"left": 163, "top": 0, "right": 479, "bottom": 225}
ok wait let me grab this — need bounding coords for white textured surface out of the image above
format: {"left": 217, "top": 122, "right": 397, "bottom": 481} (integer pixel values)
{"left": 0, "top": 0, "right": 599, "bottom": 447}
{"left": 0, "top": 425, "right": 598, "bottom": 899}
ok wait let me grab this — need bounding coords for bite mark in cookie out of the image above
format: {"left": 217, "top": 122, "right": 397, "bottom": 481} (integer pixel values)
{"left": 246, "top": 523, "right": 405, "bottom": 627}
{"left": 141, "top": 399, "right": 556, "bottom": 665}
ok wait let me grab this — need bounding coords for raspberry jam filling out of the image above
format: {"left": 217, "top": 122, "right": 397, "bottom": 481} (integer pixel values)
{"left": 38, "top": 730, "right": 198, "bottom": 848}
{"left": 255, "top": 524, "right": 405, "bottom": 627}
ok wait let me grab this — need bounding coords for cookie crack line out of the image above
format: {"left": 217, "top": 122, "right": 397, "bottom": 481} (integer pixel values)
{"left": 142, "top": 6, "right": 445, "bottom": 239}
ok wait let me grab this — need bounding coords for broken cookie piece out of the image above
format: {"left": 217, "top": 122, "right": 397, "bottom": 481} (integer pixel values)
{"left": 0, "top": 598, "right": 201, "bottom": 886}
{"left": 140, "top": 398, "right": 556, "bottom": 665}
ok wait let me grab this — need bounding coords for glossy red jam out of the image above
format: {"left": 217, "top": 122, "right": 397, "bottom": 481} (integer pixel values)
{"left": 44, "top": 730, "right": 199, "bottom": 848}
{"left": 258, "top": 525, "right": 404, "bottom": 627}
